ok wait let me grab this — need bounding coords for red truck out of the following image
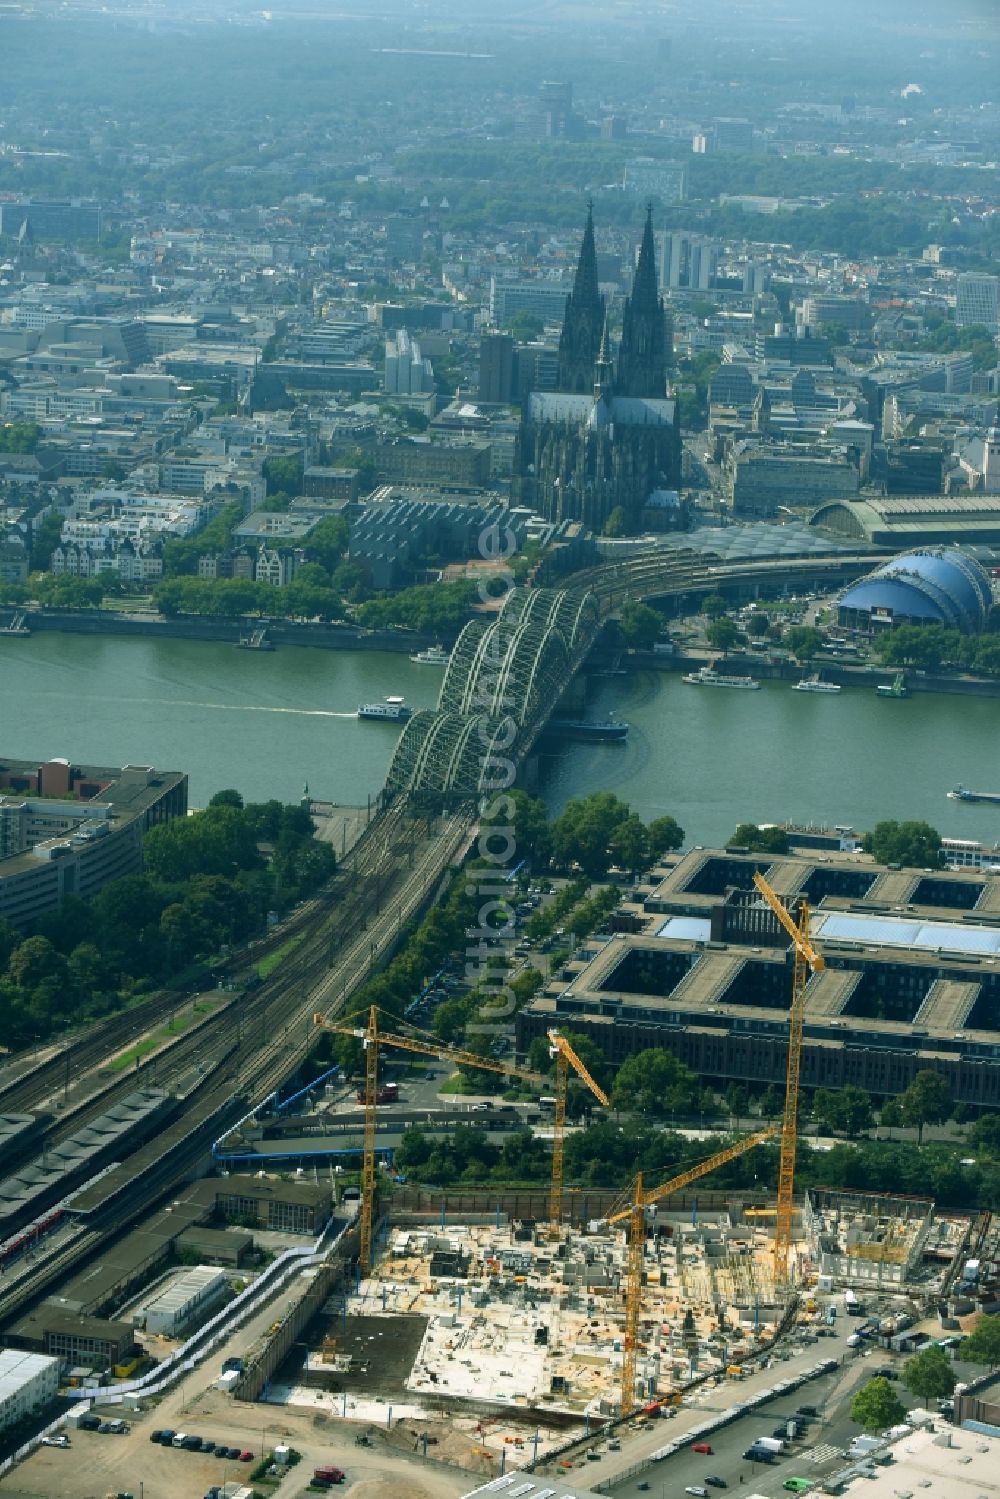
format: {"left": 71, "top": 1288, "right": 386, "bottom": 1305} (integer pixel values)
{"left": 313, "top": 1466, "right": 346, "bottom": 1485}
{"left": 355, "top": 1083, "right": 398, "bottom": 1105}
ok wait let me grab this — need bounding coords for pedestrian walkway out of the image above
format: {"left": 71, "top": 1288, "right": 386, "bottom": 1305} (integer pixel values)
{"left": 803, "top": 1442, "right": 843, "bottom": 1465}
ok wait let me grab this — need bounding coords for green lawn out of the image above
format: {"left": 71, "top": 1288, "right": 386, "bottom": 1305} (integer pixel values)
{"left": 100, "top": 594, "right": 156, "bottom": 612}
{"left": 255, "top": 932, "right": 305, "bottom": 979}
{"left": 108, "top": 998, "right": 219, "bottom": 1070}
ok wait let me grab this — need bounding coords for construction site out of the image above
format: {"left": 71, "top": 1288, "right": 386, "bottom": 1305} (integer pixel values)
{"left": 263, "top": 1201, "right": 786, "bottom": 1472}
{"left": 803, "top": 1187, "right": 968, "bottom": 1290}
{"left": 269, "top": 873, "right": 974, "bottom": 1466}
{"left": 302, "top": 1210, "right": 781, "bottom": 1412}
{"left": 261, "top": 1180, "right": 973, "bottom": 1482}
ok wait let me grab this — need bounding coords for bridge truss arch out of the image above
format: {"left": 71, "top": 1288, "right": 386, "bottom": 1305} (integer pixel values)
{"left": 387, "top": 585, "right": 600, "bottom": 797}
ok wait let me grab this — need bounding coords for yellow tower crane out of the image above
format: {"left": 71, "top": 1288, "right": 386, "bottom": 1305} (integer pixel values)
{"left": 314, "top": 1007, "right": 567, "bottom": 1274}
{"left": 752, "top": 872, "right": 825, "bottom": 1284}
{"left": 547, "top": 1028, "right": 610, "bottom": 1240}
{"left": 605, "top": 1129, "right": 775, "bottom": 1418}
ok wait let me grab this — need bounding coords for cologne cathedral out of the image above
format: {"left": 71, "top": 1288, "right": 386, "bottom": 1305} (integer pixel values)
{"left": 514, "top": 205, "right": 681, "bottom": 533}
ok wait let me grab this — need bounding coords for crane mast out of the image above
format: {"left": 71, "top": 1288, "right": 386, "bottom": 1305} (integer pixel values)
{"left": 547, "top": 1029, "right": 610, "bottom": 1239}
{"left": 314, "top": 1007, "right": 544, "bottom": 1275}
{"left": 610, "top": 1129, "right": 774, "bottom": 1417}
{"left": 752, "top": 873, "right": 824, "bottom": 1283}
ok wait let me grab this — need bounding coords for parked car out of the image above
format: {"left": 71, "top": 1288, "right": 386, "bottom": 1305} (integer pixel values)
{"left": 686, "top": 1486, "right": 708, "bottom": 1496}
{"left": 238, "top": 1449, "right": 254, "bottom": 1462}
{"left": 225, "top": 1446, "right": 241, "bottom": 1459}
{"left": 706, "top": 1477, "right": 727, "bottom": 1488}
{"left": 41, "top": 1435, "right": 69, "bottom": 1448}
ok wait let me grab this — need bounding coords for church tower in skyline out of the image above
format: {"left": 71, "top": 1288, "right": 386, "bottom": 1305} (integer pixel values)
{"left": 615, "top": 204, "right": 669, "bottom": 399}
{"left": 556, "top": 202, "right": 605, "bottom": 394}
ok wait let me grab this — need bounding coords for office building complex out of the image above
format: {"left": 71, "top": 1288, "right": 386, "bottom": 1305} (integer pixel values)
{"left": 478, "top": 333, "right": 517, "bottom": 404}
{"left": 0, "top": 199, "right": 102, "bottom": 242}
{"left": 488, "top": 277, "right": 570, "bottom": 327}
{"left": 0, "top": 758, "right": 187, "bottom": 928}
{"left": 517, "top": 844, "right": 1000, "bottom": 1110}
{"left": 0, "top": 1350, "right": 59, "bottom": 1432}
{"left": 660, "top": 232, "right": 718, "bottom": 291}
{"left": 956, "top": 273, "right": 999, "bottom": 330}
{"left": 383, "top": 328, "right": 433, "bottom": 396}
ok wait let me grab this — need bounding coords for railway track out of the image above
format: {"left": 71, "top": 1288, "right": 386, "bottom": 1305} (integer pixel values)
{"left": 0, "top": 800, "right": 410, "bottom": 1131}
{"left": 0, "top": 805, "right": 470, "bottom": 1327}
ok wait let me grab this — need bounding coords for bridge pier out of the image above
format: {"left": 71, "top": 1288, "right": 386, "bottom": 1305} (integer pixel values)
{"left": 520, "top": 753, "right": 541, "bottom": 791}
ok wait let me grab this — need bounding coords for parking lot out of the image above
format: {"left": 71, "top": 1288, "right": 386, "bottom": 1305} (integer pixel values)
{"left": 603, "top": 1333, "right": 975, "bottom": 1499}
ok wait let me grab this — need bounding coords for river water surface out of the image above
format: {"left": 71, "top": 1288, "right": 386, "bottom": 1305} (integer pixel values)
{"left": 2, "top": 633, "right": 998, "bottom": 848}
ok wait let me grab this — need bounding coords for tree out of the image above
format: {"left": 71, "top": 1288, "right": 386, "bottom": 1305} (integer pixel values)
{"left": 608, "top": 815, "right": 650, "bottom": 876}
{"left": 209, "top": 789, "right": 245, "bottom": 809}
{"left": 611, "top": 1048, "right": 700, "bottom": 1118}
{"left": 747, "top": 612, "right": 771, "bottom": 638}
{"left": 617, "top": 601, "right": 662, "bottom": 648}
{"left": 812, "top": 1085, "right": 873, "bottom": 1137}
{"left": 784, "top": 625, "right": 824, "bottom": 662}
{"left": 262, "top": 453, "right": 304, "bottom": 499}
{"left": 967, "top": 1112, "right": 1000, "bottom": 1155}
{"left": 861, "top": 820, "right": 943, "bottom": 870}
{"left": 725, "top": 1083, "right": 749, "bottom": 1120}
{"left": 528, "top": 1028, "right": 610, "bottom": 1098}
{"left": 30, "top": 510, "right": 66, "bottom": 571}
{"left": 903, "top": 1346, "right": 955, "bottom": 1402}
{"left": 880, "top": 1098, "right": 903, "bottom": 1137}
{"left": 731, "top": 823, "right": 789, "bottom": 854}
{"left": 850, "top": 1377, "right": 907, "bottom": 1431}
{"left": 550, "top": 792, "right": 635, "bottom": 878}
{"left": 962, "top": 1314, "right": 1000, "bottom": 1366}
{"left": 144, "top": 803, "right": 262, "bottom": 883}
{"left": 303, "top": 514, "right": 349, "bottom": 572}
{"left": 900, "top": 1070, "right": 952, "bottom": 1143}
{"left": 648, "top": 815, "right": 685, "bottom": 859}
{"left": 706, "top": 616, "right": 740, "bottom": 652}
{"left": 508, "top": 309, "right": 544, "bottom": 339}
{"left": 0, "top": 420, "right": 41, "bottom": 454}
{"left": 603, "top": 506, "right": 628, "bottom": 538}
{"left": 702, "top": 593, "right": 728, "bottom": 618}
{"left": 480, "top": 789, "right": 551, "bottom": 867}
{"left": 758, "top": 1084, "right": 783, "bottom": 1120}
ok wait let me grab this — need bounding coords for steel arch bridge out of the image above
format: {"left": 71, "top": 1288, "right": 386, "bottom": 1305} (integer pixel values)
{"left": 386, "top": 586, "right": 600, "bottom": 797}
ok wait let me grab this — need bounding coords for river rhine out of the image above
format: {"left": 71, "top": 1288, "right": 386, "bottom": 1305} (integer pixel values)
{"left": 3, "top": 632, "right": 999, "bottom": 849}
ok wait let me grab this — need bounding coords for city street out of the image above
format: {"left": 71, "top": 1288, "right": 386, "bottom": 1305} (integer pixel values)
{"left": 558, "top": 1321, "right": 867, "bottom": 1492}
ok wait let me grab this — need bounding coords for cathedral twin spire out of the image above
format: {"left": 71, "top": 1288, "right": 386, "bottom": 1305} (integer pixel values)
{"left": 556, "top": 204, "right": 668, "bottom": 402}
{"left": 556, "top": 202, "right": 605, "bottom": 394}
{"left": 616, "top": 205, "right": 668, "bottom": 399}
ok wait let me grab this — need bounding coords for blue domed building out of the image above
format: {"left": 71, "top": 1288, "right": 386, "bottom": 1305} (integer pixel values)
{"left": 838, "top": 549, "right": 993, "bottom": 635}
